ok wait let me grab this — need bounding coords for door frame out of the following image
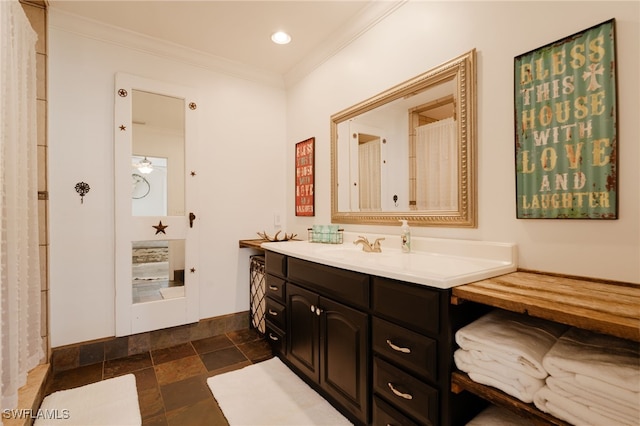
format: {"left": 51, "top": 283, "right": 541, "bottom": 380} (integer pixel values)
{"left": 114, "top": 73, "right": 200, "bottom": 336}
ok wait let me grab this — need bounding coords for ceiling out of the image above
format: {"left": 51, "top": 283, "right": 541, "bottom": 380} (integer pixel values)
{"left": 48, "top": 1, "right": 405, "bottom": 81}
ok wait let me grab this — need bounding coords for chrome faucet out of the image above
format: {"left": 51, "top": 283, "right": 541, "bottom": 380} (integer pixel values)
{"left": 353, "top": 236, "right": 385, "bottom": 253}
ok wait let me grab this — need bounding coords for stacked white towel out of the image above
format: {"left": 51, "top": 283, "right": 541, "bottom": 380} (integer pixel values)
{"left": 534, "top": 327, "right": 640, "bottom": 426}
{"left": 454, "top": 309, "right": 569, "bottom": 403}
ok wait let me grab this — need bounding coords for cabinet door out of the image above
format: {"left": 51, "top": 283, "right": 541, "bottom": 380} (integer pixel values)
{"left": 320, "top": 296, "right": 369, "bottom": 423}
{"left": 287, "top": 283, "right": 319, "bottom": 382}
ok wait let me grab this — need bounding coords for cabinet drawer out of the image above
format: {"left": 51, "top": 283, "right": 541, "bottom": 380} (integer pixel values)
{"left": 374, "top": 357, "right": 438, "bottom": 426}
{"left": 265, "top": 275, "right": 286, "bottom": 302}
{"left": 265, "top": 297, "right": 286, "bottom": 331}
{"left": 288, "top": 257, "right": 369, "bottom": 309}
{"left": 373, "top": 395, "right": 420, "bottom": 426}
{"left": 372, "top": 317, "right": 437, "bottom": 382}
{"left": 265, "top": 251, "right": 287, "bottom": 278}
{"left": 265, "top": 322, "right": 286, "bottom": 355}
{"left": 372, "top": 277, "right": 440, "bottom": 335}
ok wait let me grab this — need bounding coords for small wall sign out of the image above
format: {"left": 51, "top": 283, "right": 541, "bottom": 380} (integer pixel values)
{"left": 514, "top": 19, "right": 617, "bottom": 219}
{"left": 295, "top": 137, "right": 315, "bottom": 217}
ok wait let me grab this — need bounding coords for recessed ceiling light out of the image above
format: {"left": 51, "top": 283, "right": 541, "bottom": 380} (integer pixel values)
{"left": 271, "top": 31, "right": 291, "bottom": 45}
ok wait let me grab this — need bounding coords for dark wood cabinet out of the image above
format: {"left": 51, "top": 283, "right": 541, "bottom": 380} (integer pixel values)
{"left": 287, "top": 283, "right": 319, "bottom": 380}
{"left": 371, "top": 277, "right": 444, "bottom": 425}
{"left": 264, "top": 251, "right": 288, "bottom": 357}
{"left": 264, "top": 250, "right": 479, "bottom": 426}
{"left": 287, "top": 281, "right": 369, "bottom": 424}
{"left": 320, "top": 295, "right": 369, "bottom": 422}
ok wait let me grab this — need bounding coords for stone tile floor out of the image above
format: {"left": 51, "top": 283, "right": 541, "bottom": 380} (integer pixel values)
{"left": 44, "top": 328, "right": 273, "bottom": 425}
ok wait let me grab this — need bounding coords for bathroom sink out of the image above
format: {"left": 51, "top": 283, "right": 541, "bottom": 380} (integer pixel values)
{"left": 261, "top": 239, "right": 517, "bottom": 289}
{"left": 314, "top": 245, "right": 393, "bottom": 260}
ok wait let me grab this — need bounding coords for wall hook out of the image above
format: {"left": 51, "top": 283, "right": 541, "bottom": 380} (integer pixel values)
{"left": 75, "top": 182, "right": 90, "bottom": 204}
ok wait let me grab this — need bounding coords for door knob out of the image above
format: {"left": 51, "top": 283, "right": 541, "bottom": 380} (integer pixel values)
{"left": 189, "top": 212, "right": 196, "bottom": 228}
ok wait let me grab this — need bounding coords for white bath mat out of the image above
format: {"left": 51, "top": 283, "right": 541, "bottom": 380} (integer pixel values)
{"left": 207, "top": 357, "right": 352, "bottom": 425}
{"left": 35, "top": 374, "right": 141, "bottom": 425}
{"left": 159, "top": 286, "right": 184, "bottom": 299}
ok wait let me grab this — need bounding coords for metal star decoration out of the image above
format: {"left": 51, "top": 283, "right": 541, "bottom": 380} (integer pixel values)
{"left": 152, "top": 221, "right": 168, "bottom": 235}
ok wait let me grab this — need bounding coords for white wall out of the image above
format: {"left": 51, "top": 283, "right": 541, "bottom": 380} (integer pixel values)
{"left": 48, "top": 13, "right": 286, "bottom": 347}
{"left": 48, "top": 2, "right": 639, "bottom": 347}
{"left": 286, "top": 1, "right": 640, "bottom": 283}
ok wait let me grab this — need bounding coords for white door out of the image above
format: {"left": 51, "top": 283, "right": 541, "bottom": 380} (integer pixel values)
{"left": 348, "top": 122, "right": 386, "bottom": 212}
{"left": 114, "top": 73, "right": 200, "bottom": 336}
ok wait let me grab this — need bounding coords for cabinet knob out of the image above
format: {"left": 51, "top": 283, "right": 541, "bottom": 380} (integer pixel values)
{"left": 388, "top": 382, "right": 413, "bottom": 400}
{"left": 386, "top": 339, "right": 411, "bottom": 354}
{"left": 310, "top": 305, "right": 315, "bottom": 313}
{"left": 315, "top": 307, "right": 323, "bottom": 316}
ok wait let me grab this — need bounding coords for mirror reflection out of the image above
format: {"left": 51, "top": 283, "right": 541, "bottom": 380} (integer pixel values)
{"left": 132, "top": 90, "right": 185, "bottom": 216}
{"left": 132, "top": 155, "right": 167, "bottom": 215}
{"left": 132, "top": 240, "right": 185, "bottom": 304}
{"left": 331, "top": 49, "right": 476, "bottom": 227}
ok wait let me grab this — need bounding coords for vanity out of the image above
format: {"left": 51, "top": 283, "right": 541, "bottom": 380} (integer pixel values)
{"left": 261, "top": 237, "right": 517, "bottom": 425}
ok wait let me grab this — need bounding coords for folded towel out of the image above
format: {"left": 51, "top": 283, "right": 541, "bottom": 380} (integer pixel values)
{"left": 546, "top": 376, "right": 639, "bottom": 422}
{"left": 534, "top": 384, "right": 640, "bottom": 426}
{"left": 466, "top": 405, "right": 536, "bottom": 426}
{"left": 455, "top": 309, "right": 569, "bottom": 379}
{"left": 542, "top": 327, "right": 640, "bottom": 393}
{"left": 574, "top": 374, "right": 639, "bottom": 409}
{"left": 454, "top": 349, "right": 545, "bottom": 403}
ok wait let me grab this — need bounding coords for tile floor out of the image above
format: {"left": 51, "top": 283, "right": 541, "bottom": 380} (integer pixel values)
{"left": 44, "top": 328, "right": 273, "bottom": 425}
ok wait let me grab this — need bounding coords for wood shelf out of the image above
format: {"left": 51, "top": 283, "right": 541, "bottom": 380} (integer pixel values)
{"left": 451, "top": 372, "right": 570, "bottom": 426}
{"left": 450, "top": 270, "right": 640, "bottom": 425}
{"left": 238, "top": 239, "right": 267, "bottom": 250}
{"left": 451, "top": 270, "right": 640, "bottom": 342}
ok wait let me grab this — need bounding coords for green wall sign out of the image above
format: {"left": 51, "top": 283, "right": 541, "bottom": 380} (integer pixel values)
{"left": 515, "top": 19, "right": 617, "bottom": 219}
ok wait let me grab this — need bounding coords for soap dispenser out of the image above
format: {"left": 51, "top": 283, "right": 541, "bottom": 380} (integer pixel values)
{"left": 399, "top": 220, "right": 411, "bottom": 253}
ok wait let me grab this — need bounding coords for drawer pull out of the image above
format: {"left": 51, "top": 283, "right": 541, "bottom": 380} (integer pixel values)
{"left": 268, "top": 309, "right": 278, "bottom": 316}
{"left": 386, "top": 339, "right": 411, "bottom": 354}
{"left": 388, "top": 382, "right": 413, "bottom": 400}
{"left": 268, "top": 285, "right": 279, "bottom": 291}
{"left": 310, "top": 305, "right": 316, "bottom": 313}
{"left": 268, "top": 333, "right": 279, "bottom": 341}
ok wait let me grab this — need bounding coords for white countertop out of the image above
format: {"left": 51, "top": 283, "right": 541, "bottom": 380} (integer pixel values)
{"left": 261, "top": 237, "right": 517, "bottom": 289}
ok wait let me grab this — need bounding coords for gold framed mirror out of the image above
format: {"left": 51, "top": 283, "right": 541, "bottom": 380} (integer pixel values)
{"left": 331, "top": 49, "right": 477, "bottom": 227}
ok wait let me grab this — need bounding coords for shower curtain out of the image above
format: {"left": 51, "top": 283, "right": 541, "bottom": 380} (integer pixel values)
{"left": 415, "top": 117, "right": 458, "bottom": 210}
{"left": 358, "top": 138, "right": 381, "bottom": 211}
{"left": 0, "top": 0, "right": 43, "bottom": 414}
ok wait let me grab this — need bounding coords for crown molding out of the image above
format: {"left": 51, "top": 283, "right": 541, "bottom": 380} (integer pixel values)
{"left": 49, "top": 8, "right": 286, "bottom": 89}
{"left": 48, "top": 2, "right": 407, "bottom": 90}
{"left": 283, "top": 0, "right": 407, "bottom": 88}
